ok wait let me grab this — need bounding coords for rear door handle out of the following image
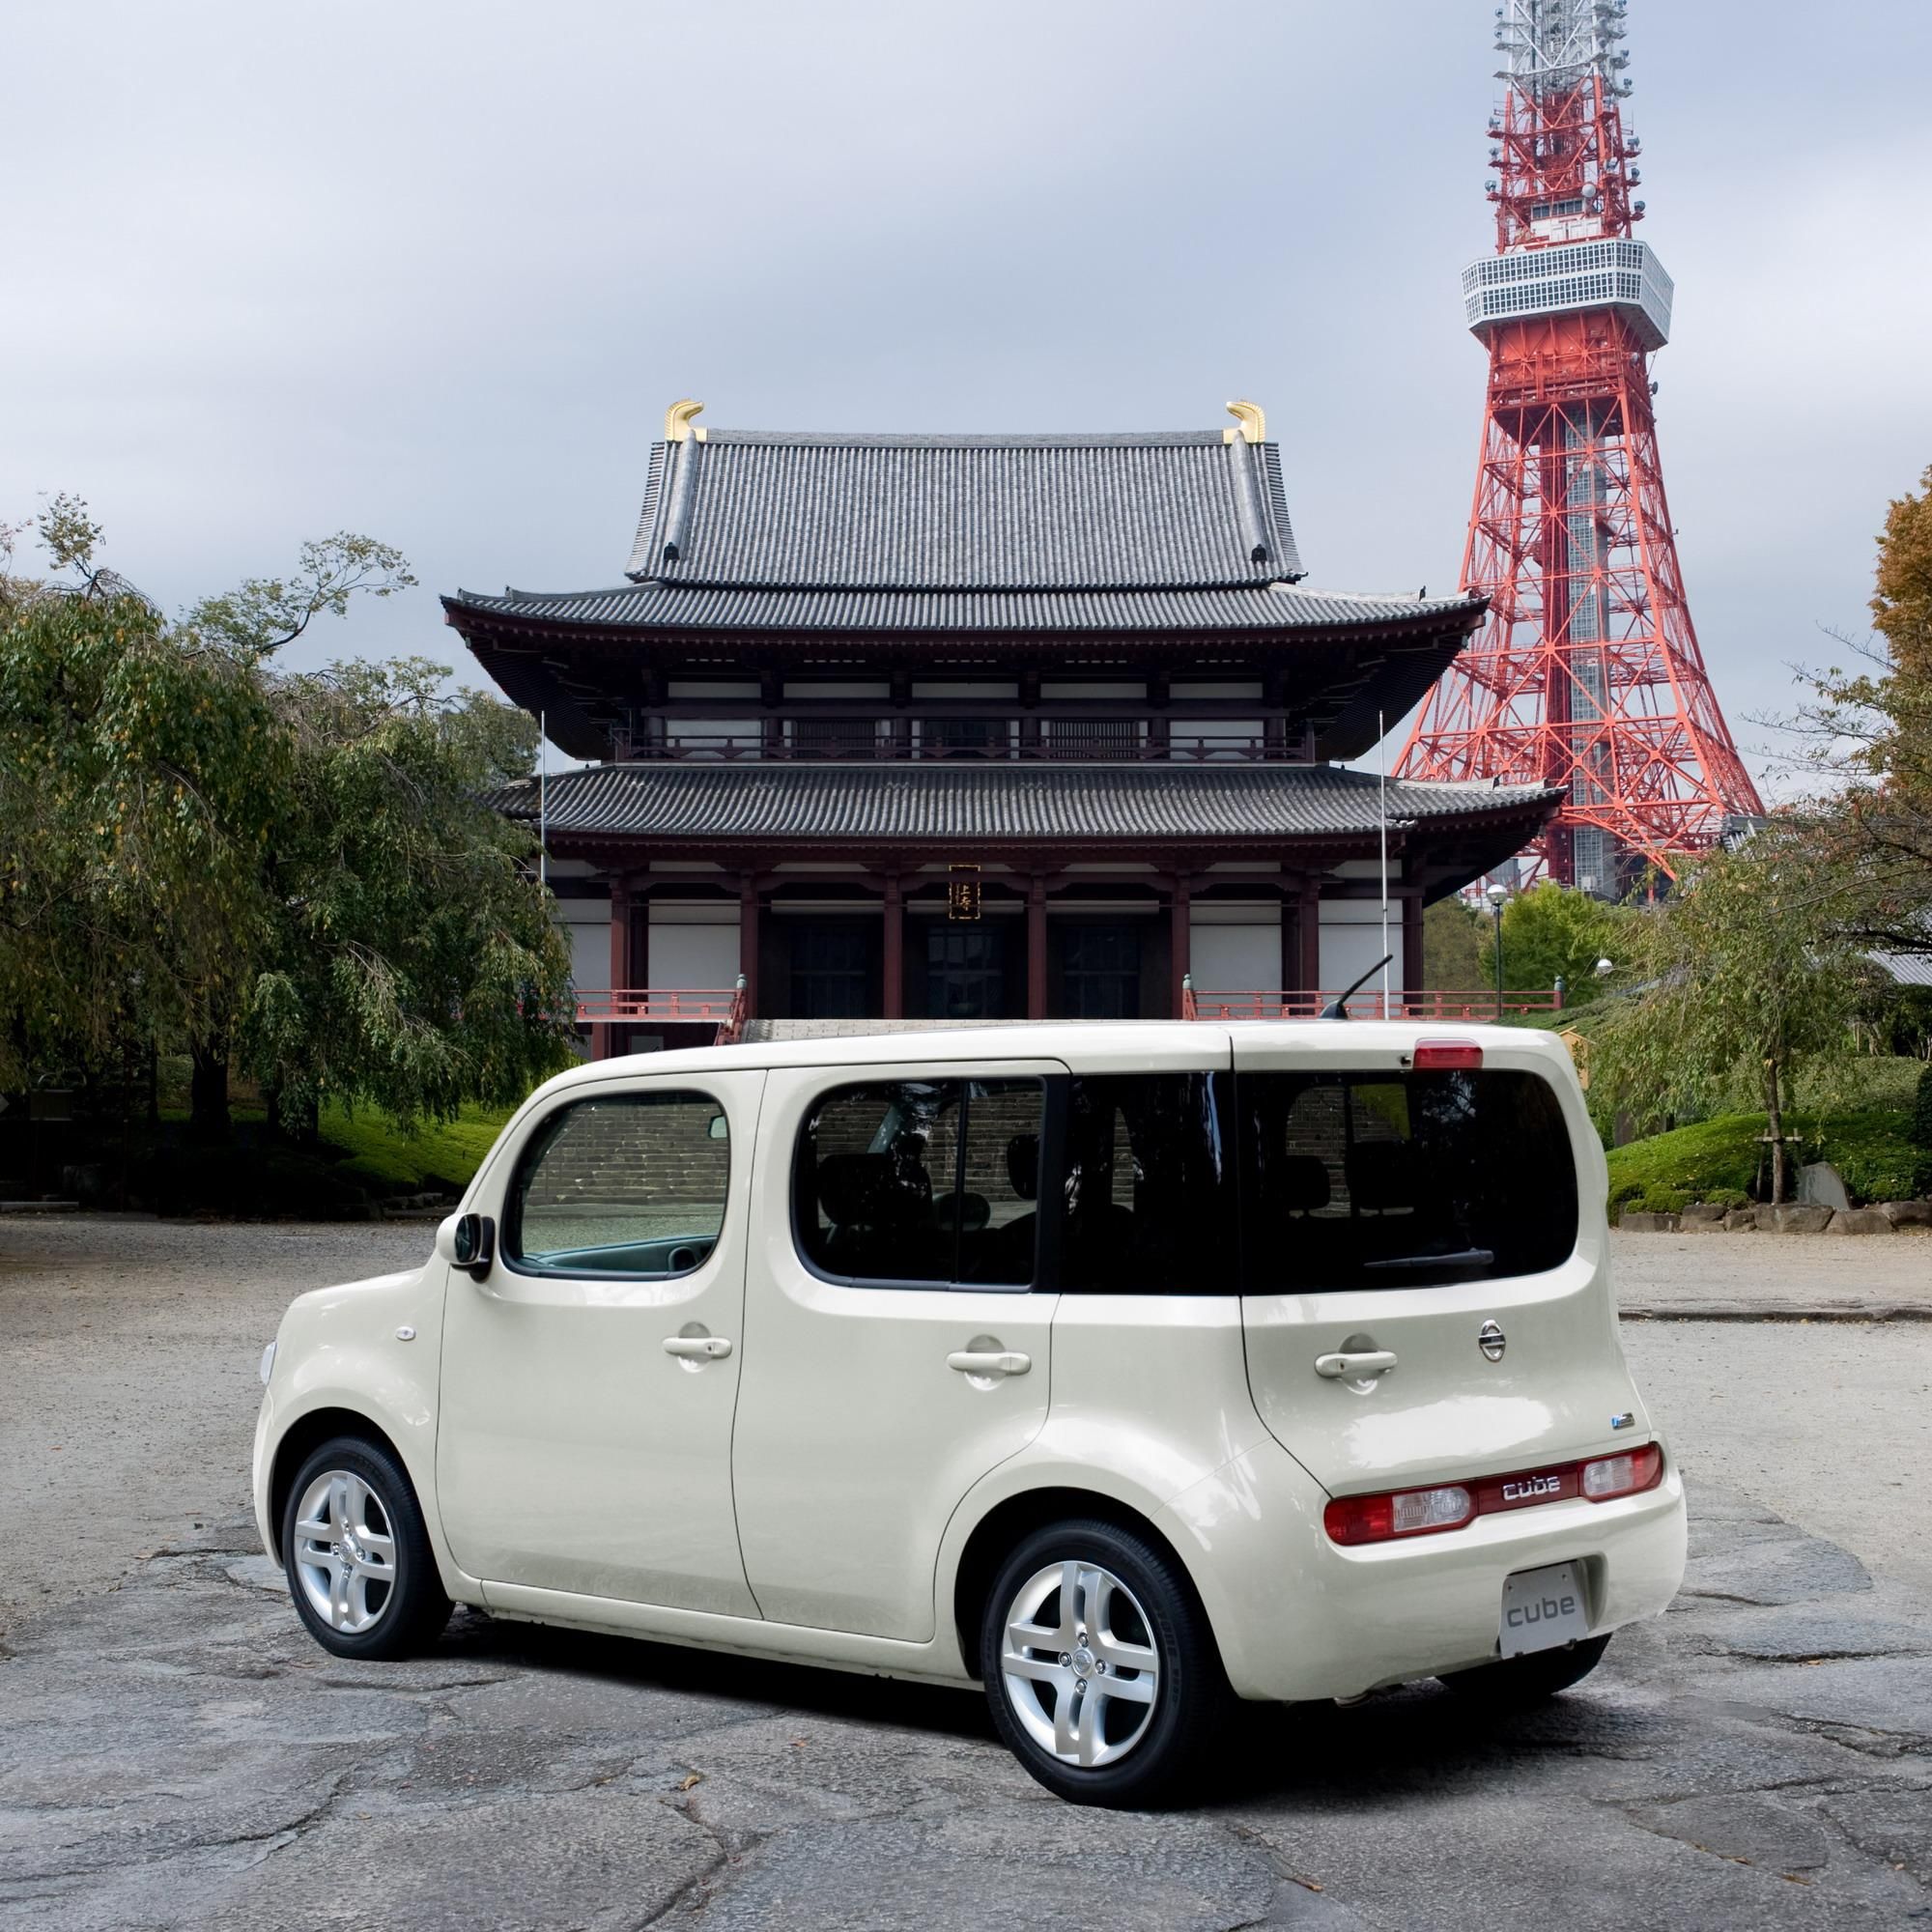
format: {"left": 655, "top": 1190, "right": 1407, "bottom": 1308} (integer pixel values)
{"left": 664, "top": 1335, "right": 733, "bottom": 1361}
{"left": 947, "top": 1350, "right": 1031, "bottom": 1378}
{"left": 1315, "top": 1350, "right": 1397, "bottom": 1379}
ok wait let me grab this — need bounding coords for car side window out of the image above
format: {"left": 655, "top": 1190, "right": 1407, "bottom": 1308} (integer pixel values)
{"left": 505, "top": 1091, "right": 728, "bottom": 1277}
{"left": 1061, "top": 1071, "right": 1235, "bottom": 1293}
{"left": 794, "top": 1078, "right": 1044, "bottom": 1288}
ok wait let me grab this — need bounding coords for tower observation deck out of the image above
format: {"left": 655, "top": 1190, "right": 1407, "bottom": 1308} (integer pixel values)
{"left": 1397, "top": 0, "right": 1762, "bottom": 893}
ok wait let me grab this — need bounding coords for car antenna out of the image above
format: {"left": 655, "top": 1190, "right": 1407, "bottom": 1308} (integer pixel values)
{"left": 1319, "top": 954, "right": 1394, "bottom": 1021}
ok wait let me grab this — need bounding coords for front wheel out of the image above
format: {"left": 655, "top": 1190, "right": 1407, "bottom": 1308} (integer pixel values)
{"left": 280, "top": 1435, "right": 451, "bottom": 1661}
{"left": 980, "top": 1520, "right": 1230, "bottom": 1808}
{"left": 1438, "top": 1632, "right": 1611, "bottom": 1708}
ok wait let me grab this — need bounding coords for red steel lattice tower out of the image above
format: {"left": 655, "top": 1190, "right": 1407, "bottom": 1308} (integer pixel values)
{"left": 1396, "top": 0, "right": 1762, "bottom": 892}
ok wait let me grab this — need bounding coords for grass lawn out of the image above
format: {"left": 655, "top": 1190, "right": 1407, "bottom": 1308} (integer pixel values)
{"left": 1606, "top": 1105, "right": 1931, "bottom": 1214}
{"left": 319, "top": 1103, "right": 516, "bottom": 1194}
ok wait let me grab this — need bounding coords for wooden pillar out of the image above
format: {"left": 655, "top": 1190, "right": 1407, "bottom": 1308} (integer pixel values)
{"left": 593, "top": 879, "right": 631, "bottom": 1060}
{"left": 1298, "top": 880, "right": 1321, "bottom": 998}
{"left": 1169, "top": 876, "right": 1191, "bottom": 1019}
{"left": 882, "top": 875, "right": 904, "bottom": 1019}
{"left": 1401, "top": 889, "right": 1425, "bottom": 1014}
{"left": 1026, "top": 874, "right": 1048, "bottom": 1020}
{"left": 738, "top": 875, "right": 760, "bottom": 1017}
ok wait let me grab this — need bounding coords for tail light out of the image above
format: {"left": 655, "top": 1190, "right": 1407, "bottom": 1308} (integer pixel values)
{"left": 1324, "top": 1443, "right": 1664, "bottom": 1545}
{"left": 1580, "top": 1442, "right": 1663, "bottom": 1501}
{"left": 1411, "top": 1039, "right": 1483, "bottom": 1070}
{"left": 1324, "top": 1483, "right": 1474, "bottom": 1547}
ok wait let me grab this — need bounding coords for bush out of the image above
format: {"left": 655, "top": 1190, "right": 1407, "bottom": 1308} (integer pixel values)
{"left": 133, "top": 1144, "right": 375, "bottom": 1220}
{"left": 1915, "top": 1063, "right": 1932, "bottom": 1151}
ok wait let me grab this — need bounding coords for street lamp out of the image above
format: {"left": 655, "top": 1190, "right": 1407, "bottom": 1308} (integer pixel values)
{"left": 1485, "top": 882, "right": 1510, "bottom": 1018}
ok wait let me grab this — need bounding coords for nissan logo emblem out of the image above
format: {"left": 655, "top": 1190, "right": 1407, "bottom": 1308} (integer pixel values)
{"left": 1478, "top": 1320, "right": 1507, "bottom": 1363}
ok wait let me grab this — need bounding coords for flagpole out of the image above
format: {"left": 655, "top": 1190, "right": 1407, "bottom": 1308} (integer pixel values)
{"left": 1378, "top": 710, "right": 1390, "bottom": 1020}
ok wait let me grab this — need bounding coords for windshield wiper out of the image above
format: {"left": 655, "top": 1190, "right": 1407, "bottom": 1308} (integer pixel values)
{"left": 1361, "top": 1248, "right": 1495, "bottom": 1272}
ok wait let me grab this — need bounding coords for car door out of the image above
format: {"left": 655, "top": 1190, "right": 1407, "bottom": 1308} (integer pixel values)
{"left": 732, "top": 1061, "right": 1059, "bottom": 1641}
{"left": 1232, "top": 1032, "right": 1648, "bottom": 1495}
{"left": 437, "top": 1068, "right": 763, "bottom": 1615}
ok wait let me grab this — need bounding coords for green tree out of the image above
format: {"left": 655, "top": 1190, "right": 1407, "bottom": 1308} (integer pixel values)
{"left": 0, "top": 505, "right": 283, "bottom": 1110}
{"left": 1478, "top": 882, "right": 1627, "bottom": 997}
{"left": 1591, "top": 830, "right": 1863, "bottom": 1202}
{"left": 1, "top": 502, "right": 572, "bottom": 1143}
{"left": 1421, "top": 894, "right": 1484, "bottom": 990}
{"left": 242, "top": 658, "right": 573, "bottom": 1132}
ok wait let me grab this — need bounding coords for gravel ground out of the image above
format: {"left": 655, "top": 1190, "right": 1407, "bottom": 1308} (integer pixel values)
{"left": 1613, "top": 1228, "right": 1932, "bottom": 1313}
{"left": 0, "top": 1215, "right": 429, "bottom": 1637}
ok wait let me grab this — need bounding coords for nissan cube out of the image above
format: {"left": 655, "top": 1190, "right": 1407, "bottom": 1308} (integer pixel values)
{"left": 253, "top": 1022, "right": 1686, "bottom": 1807}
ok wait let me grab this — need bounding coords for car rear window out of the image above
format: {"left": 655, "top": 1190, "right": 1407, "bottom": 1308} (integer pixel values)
{"left": 1236, "top": 1069, "right": 1578, "bottom": 1290}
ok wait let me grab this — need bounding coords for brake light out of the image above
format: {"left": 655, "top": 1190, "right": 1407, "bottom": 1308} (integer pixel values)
{"left": 1324, "top": 1484, "right": 1474, "bottom": 1547}
{"left": 1411, "top": 1038, "right": 1483, "bottom": 1070}
{"left": 1324, "top": 1443, "right": 1664, "bottom": 1544}
{"left": 1580, "top": 1442, "right": 1663, "bottom": 1501}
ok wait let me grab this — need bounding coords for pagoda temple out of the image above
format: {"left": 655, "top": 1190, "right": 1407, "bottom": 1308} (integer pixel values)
{"left": 443, "top": 401, "right": 1558, "bottom": 1051}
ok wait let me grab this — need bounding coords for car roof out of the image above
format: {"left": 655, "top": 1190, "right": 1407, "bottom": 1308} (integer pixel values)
{"left": 535, "top": 1019, "right": 1572, "bottom": 1097}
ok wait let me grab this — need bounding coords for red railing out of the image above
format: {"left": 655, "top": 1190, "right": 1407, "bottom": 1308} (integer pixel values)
{"left": 576, "top": 979, "right": 751, "bottom": 1045}
{"left": 1182, "top": 984, "right": 1564, "bottom": 1022}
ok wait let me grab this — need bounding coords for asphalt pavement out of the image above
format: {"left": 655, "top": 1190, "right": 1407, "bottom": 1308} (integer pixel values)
{"left": 2, "top": 1217, "right": 1929, "bottom": 1929}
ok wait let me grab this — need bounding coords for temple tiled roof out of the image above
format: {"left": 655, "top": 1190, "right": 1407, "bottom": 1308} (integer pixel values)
{"left": 499, "top": 761, "right": 1559, "bottom": 845}
{"left": 616, "top": 429, "right": 1303, "bottom": 588}
{"left": 444, "top": 580, "right": 1480, "bottom": 636}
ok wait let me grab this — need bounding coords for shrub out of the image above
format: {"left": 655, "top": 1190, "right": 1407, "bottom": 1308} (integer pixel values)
{"left": 1914, "top": 1063, "right": 1932, "bottom": 1151}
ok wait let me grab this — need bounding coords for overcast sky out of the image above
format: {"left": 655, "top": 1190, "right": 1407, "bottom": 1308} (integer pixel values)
{"left": 8, "top": 1, "right": 1929, "bottom": 791}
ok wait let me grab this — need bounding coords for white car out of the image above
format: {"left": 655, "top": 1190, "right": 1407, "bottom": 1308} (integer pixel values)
{"left": 253, "top": 1021, "right": 1685, "bottom": 1807}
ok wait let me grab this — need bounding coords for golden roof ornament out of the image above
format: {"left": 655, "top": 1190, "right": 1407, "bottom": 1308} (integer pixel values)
{"left": 664, "top": 398, "right": 707, "bottom": 443}
{"left": 1223, "top": 399, "right": 1265, "bottom": 444}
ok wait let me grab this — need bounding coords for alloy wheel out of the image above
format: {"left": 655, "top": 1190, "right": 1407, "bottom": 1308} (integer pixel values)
{"left": 999, "top": 1559, "right": 1161, "bottom": 1768}
{"left": 291, "top": 1468, "right": 398, "bottom": 1634}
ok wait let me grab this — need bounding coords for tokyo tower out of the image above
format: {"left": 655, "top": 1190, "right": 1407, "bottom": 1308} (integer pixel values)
{"left": 1396, "top": 0, "right": 1762, "bottom": 893}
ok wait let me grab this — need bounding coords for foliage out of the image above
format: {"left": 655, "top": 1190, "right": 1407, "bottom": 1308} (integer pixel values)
{"left": 1784, "top": 464, "right": 1932, "bottom": 958}
{"left": 0, "top": 508, "right": 283, "bottom": 1089}
{"left": 318, "top": 1100, "right": 514, "bottom": 1192}
{"left": 240, "top": 658, "right": 573, "bottom": 1128}
{"left": 1605, "top": 1107, "right": 1932, "bottom": 1214}
{"left": 1588, "top": 828, "right": 1866, "bottom": 1202}
{"left": 1915, "top": 1062, "right": 1932, "bottom": 1151}
{"left": 1421, "top": 895, "right": 1484, "bottom": 990}
{"left": 1478, "top": 882, "right": 1628, "bottom": 995}
{"left": 0, "top": 500, "right": 573, "bottom": 1153}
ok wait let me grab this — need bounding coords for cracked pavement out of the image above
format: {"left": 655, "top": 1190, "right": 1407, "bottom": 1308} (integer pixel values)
{"left": 3, "top": 1219, "right": 1931, "bottom": 1928}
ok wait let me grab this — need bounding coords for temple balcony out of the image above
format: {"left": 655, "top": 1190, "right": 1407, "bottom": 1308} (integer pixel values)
{"left": 609, "top": 716, "right": 1304, "bottom": 763}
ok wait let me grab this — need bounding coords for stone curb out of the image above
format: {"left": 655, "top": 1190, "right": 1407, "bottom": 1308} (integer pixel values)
{"left": 1620, "top": 1302, "right": 1932, "bottom": 1323}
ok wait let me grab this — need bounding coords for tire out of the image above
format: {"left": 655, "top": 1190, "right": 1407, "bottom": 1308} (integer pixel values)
{"left": 280, "top": 1435, "right": 451, "bottom": 1662}
{"left": 1438, "top": 1632, "right": 1611, "bottom": 1708}
{"left": 980, "top": 1519, "right": 1231, "bottom": 1809}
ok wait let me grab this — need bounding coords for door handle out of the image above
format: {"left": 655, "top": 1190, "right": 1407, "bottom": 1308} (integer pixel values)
{"left": 664, "top": 1335, "right": 733, "bottom": 1361}
{"left": 1315, "top": 1350, "right": 1397, "bottom": 1380}
{"left": 947, "top": 1350, "right": 1031, "bottom": 1378}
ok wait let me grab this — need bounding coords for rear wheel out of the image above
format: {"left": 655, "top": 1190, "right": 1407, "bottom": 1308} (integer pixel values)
{"left": 980, "top": 1519, "right": 1229, "bottom": 1808}
{"left": 1438, "top": 1633, "right": 1611, "bottom": 1708}
{"left": 280, "top": 1436, "right": 451, "bottom": 1661}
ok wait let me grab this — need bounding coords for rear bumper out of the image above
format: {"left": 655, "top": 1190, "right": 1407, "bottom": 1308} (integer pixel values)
{"left": 1160, "top": 1441, "right": 1687, "bottom": 1702}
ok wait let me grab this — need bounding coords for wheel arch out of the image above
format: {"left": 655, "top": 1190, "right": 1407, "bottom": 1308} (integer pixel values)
{"left": 267, "top": 1407, "right": 412, "bottom": 1562}
{"left": 949, "top": 1486, "right": 1216, "bottom": 1682}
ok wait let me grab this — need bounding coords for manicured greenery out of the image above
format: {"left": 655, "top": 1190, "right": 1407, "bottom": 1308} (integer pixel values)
{"left": 319, "top": 1102, "right": 515, "bottom": 1193}
{"left": 1915, "top": 1062, "right": 1932, "bottom": 1150}
{"left": 1606, "top": 1107, "right": 1932, "bottom": 1216}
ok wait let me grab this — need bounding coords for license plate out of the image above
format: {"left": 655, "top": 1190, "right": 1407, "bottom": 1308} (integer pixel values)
{"left": 1499, "top": 1562, "right": 1589, "bottom": 1658}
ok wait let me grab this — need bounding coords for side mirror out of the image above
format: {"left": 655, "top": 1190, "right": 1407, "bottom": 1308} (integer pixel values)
{"left": 436, "top": 1211, "right": 496, "bottom": 1280}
